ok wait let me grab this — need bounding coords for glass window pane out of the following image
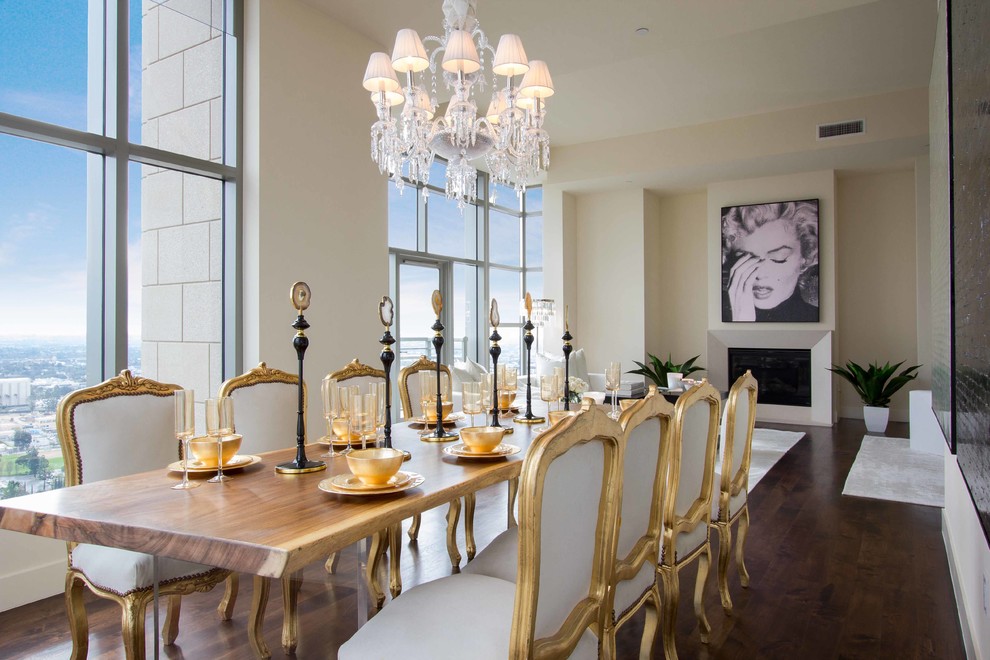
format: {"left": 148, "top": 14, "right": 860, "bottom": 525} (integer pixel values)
{"left": 489, "top": 210, "right": 520, "bottom": 266}
{"left": 496, "top": 327, "right": 522, "bottom": 372}
{"left": 129, "top": 163, "right": 223, "bottom": 407}
{"left": 137, "top": 0, "right": 226, "bottom": 160}
{"left": 489, "top": 268, "right": 521, "bottom": 324}
{"left": 526, "top": 186, "right": 543, "bottom": 213}
{"left": 397, "top": 262, "right": 440, "bottom": 370}
{"left": 525, "top": 215, "right": 542, "bottom": 267}
{"left": 0, "top": 1, "right": 89, "bottom": 130}
{"left": 453, "top": 263, "right": 478, "bottom": 364}
{"left": 426, "top": 196, "right": 476, "bottom": 259}
{"left": 0, "top": 135, "right": 87, "bottom": 499}
{"left": 429, "top": 159, "right": 446, "bottom": 189}
{"left": 388, "top": 184, "right": 417, "bottom": 250}
{"left": 525, "top": 271, "right": 543, "bottom": 298}
{"left": 491, "top": 182, "right": 521, "bottom": 211}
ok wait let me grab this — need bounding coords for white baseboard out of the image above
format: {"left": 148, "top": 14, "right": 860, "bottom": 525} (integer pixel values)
{"left": 0, "top": 558, "right": 64, "bottom": 612}
{"left": 944, "top": 512, "right": 978, "bottom": 659}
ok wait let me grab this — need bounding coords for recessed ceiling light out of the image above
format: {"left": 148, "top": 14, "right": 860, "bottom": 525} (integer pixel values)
{"left": 635, "top": 27, "right": 650, "bottom": 36}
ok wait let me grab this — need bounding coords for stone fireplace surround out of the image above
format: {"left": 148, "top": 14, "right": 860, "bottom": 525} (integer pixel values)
{"left": 707, "top": 329, "right": 835, "bottom": 426}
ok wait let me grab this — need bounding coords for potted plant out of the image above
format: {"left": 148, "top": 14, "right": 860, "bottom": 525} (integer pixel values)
{"left": 629, "top": 354, "right": 704, "bottom": 390}
{"left": 827, "top": 360, "right": 921, "bottom": 433}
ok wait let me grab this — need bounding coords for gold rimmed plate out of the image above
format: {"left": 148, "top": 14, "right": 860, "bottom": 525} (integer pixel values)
{"left": 317, "top": 435, "right": 355, "bottom": 447}
{"left": 411, "top": 412, "right": 464, "bottom": 426}
{"left": 319, "top": 471, "right": 424, "bottom": 496}
{"left": 442, "top": 443, "right": 521, "bottom": 460}
{"left": 168, "top": 455, "right": 261, "bottom": 473}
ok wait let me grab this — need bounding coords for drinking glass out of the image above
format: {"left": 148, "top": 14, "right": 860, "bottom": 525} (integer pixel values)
{"left": 370, "top": 381, "right": 386, "bottom": 442}
{"left": 205, "top": 397, "right": 234, "bottom": 483}
{"left": 538, "top": 376, "right": 556, "bottom": 432}
{"left": 172, "top": 389, "right": 199, "bottom": 490}
{"left": 352, "top": 392, "right": 378, "bottom": 449}
{"left": 605, "top": 361, "right": 622, "bottom": 420}
{"left": 482, "top": 373, "right": 495, "bottom": 417}
{"left": 498, "top": 366, "right": 518, "bottom": 414}
{"left": 553, "top": 367, "right": 565, "bottom": 412}
{"left": 340, "top": 385, "right": 360, "bottom": 452}
{"left": 321, "top": 376, "right": 344, "bottom": 458}
{"left": 462, "top": 382, "right": 482, "bottom": 427}
{"left": 330, "top": 384, "right": 355, "bottom": 454}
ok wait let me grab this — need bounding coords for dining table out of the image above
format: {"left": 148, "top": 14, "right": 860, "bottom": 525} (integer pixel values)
{"left": 0, "top": 401, "right": 558, "bottom": 658}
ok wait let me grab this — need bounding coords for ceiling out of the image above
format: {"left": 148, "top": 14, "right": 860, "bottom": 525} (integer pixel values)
{"left": 301, "top": 0, "right": 936, "bottom": 148}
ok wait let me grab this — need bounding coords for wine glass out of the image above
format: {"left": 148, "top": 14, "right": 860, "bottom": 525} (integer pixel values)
{"left": 538, "top": 375, "right": 556, "bottom": 432}
{"left": 330, "top": 384, "right": 354, "bottom": 454}
{"left": 499, "top": 366, "right": 518, "bottom": 415}
{"left": 481, "top": 373, "right": 495, "bottom": 419}
{"left": 340, "top": 385, "right": 360, "bottom": 453}
{"left": 605, "top": 361, "right": 622, "bottom": 420}
{"left": 352, "top": 392, "right": 378, "bottom": 449}
{"left": 553, "top": 367, "right": 565, "bottom": 412}
{"left": 370, "top": 381, "right": 386, "bottom": 443}
{"left": 172, "top": 389, "right": 199, "bottom": 490}
{"left": 462, "top": 381, "right": 482, "bottom": 427}
{"left": 321, "top": 376, "right": 344, "bottom": 458}
{"left": 205, "top": 397, "right": 234, "bottom": 483}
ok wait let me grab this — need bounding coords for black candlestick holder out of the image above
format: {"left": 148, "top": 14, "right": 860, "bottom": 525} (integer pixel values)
{"left": 562, "top": 305, "right": 573, "bottom": 411}
{"left": 515, "top": 293, "right": 544, "bottom": 425}
{"left": 423, "top": 290, "right": 457, "bottom": 442}
{"left": 488, "top": 299, "right": 513, "bottom": 434}
{"left": 276, "top": 282, "right": 327, "bottom": 474}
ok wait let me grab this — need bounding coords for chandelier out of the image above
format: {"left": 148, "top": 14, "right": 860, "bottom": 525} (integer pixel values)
{"left": 362, "top": 0, "right": 554, "bottom": 208}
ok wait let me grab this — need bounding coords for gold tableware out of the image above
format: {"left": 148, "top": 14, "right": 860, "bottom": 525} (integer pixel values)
{"left": 424, "top": 399, "right": 454, "bottom": 422}
{"left": 459, "top": 426, "right": 506, "bottom": 453}
{"left": 345, "top": 447, "right": 405, "bottom": 486}
{"left": 187, "top": 434, "right": 243, "bottom": 468}
{"left": 319, "top": 471, "right": 425, "bottom": 496}
{"left": 443, "top": 443, "right": 520, "bottom": 460}
{"left": 331, "top": 471, "right": 414, "bottom": 491}
{"left": 169, "top": 454, "right": 260, "bottom": 473}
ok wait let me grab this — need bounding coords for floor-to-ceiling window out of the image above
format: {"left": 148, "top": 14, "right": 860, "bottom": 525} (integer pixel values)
{"left": 387, "top": 159, "right": 542, "bottom": 373}
{"left": 0, "top": 0, "right": 240, "bottom": 500}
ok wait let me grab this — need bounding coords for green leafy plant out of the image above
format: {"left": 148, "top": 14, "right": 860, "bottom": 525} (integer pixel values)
{"left": 827, "top": 360, "right": 921, "bottom": 408}
{"left": 628, "top": 353, "right": 704, "bottom": 388}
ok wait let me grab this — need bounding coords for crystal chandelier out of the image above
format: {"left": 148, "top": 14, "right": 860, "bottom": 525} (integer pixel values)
{"left": 362, "top": 0, "right": 554, "bottom": 208}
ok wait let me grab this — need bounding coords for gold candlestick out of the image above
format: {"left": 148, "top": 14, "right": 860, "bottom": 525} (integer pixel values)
{"left": 516, "top": 292, "right": 544, "bottom": 424}
{"left": 423, "top": 290, "right": 457, "bottom": 441}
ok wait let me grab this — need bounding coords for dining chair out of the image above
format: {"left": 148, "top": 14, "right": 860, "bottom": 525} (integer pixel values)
{"left": 711, "top": 370, "right": 758, "bottom": 612}
{"left": 658, "top": 379, "right": 721, "bottom": 660}
{"left": 463, "top": 390, "right": 676, "bottom": 658}
{"left": 338, "top": 401, "right": 623, "bottom": 660}
{"left": 56, "top": 370, "right": 232, "bottom": 660}
{"left": 217, "top": 362, "right": 304, "bottom": 655}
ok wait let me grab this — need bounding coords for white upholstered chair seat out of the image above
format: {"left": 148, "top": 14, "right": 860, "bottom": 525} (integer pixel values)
{"left": 339, "top": 573, "right": 598, "bottom": 660}
{"left": 71, "top": 545, "right": 219, "bottom": 596}
{"left": 462, "top": 527, "right": 518, "bottom": 582}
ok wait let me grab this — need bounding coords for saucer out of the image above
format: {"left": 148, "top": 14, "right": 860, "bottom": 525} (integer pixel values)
{"left": 317, "top": 434, "right": 355, "bottom": 447}
{"left": 442, "top": 443, "right": 521, "bottom": 459}
{"left": 412, "top": 412, "right": 464, "bottom": 425}
{"left": 331, "top": 471, "right": 414, "bottom": 491}
{"left": 319, "top": 471, "right": 424, "bottom": 496}
{"left": 168, "top": 455, "right": 261, "bottom": 473}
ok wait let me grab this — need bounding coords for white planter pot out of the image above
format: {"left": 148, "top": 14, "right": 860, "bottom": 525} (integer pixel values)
{"left": 666, "top": 373, "right": 684, "bottom": 390}
{"left": 863, "top": 406, "right": 890, "bottom": 433}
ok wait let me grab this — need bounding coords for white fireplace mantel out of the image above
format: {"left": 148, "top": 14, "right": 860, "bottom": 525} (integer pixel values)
{"left": 707, "top": 329, "right": 835, "bottom": 426}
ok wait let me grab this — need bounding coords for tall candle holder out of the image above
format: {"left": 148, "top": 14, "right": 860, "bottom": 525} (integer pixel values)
{"left": 276, "top": 282, "right": 327, "bottom": 474}
{"left": 515, "top": 292, "right": 544, "bottom": 425}
{"left": 487, "top": 299, "right": 513, "bottom": 434}
{"left": 562, "top": 304, "right": 573, "bottom": 411}
{"left": 424, "top": 290, "right": 458, "bottom": 442}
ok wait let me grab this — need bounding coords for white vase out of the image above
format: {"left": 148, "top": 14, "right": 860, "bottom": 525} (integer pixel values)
{"left": 863, "top": 405, "right": 889, "bottom": 433}
{"left": 666, "top": 372, "right": 684, "bottom": 390}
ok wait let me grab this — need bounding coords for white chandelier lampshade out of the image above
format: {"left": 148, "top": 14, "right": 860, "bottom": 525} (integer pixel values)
{"left": 492, "top": 34, "right": 529, "bottom": 77}
{"left": 361, "top": 0, "right": 554, "bottom": 208}
{"left": 391, "top": 29, "right": 429, "bottom": 73}
{"left": 519, "top": 59, "right": 554, "bottom": 99}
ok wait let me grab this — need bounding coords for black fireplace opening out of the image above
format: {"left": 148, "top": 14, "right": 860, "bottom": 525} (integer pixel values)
{"left": 728, "top": 347, "right": 812, "bottom": 407}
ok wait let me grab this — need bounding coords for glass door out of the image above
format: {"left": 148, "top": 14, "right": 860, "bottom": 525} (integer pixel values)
{"left": 396, "top": 258, "right": 445, "bottom": 369}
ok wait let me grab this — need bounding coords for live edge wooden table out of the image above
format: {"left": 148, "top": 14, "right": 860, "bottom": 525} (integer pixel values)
{"left": 0, "top": 411, "right": 547, "bottom": 658}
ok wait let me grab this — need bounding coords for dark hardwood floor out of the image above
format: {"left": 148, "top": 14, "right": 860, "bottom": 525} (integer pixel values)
{"left": 0, "top": 419, "right": 965, "bottom": 659}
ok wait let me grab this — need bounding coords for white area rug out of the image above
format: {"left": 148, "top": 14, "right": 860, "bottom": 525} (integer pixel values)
{"left": 842, "top": 435, "right": 944, "bottom": 508}
{"left": 715, "top": 428, "right": 806, "bottom": 492}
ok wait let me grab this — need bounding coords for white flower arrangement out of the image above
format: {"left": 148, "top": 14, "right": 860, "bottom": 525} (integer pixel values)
{"left": 563, "top": 376, "right": 588, "bottom": 403}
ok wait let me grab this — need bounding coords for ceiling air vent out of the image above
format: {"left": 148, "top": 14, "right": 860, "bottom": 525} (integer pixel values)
{"left": 817, "top": 119, "right": 865, "bottom": 140}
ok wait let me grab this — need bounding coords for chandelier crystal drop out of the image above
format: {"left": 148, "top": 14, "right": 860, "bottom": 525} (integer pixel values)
{"left": 363, "top": 0, "right": 554, "bottom": 208}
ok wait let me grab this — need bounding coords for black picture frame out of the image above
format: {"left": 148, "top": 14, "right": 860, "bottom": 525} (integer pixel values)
{"left": 720, "top": 199, "right": 820, "bottom": 323}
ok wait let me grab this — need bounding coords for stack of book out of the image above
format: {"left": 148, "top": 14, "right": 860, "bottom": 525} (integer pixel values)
{"left": 615, "top": 381, "right": 646, "bottom": 398}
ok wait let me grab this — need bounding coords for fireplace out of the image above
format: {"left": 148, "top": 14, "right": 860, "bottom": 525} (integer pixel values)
{"left": 728, "top": 347, "right": 812, "bottom": 407}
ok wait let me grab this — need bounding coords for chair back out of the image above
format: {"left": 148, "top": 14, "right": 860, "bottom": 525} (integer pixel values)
{"left": 509, "top": 401, "right": 623, "bottom": 659}
{"left": 718, "top": 370, "right": 758, "bottom": 521}
{"left": 329, "top": 358, "right": 386, "bottom": 392}
{"left": 218, "top": 362, "right": 302, "bottom": 454}
{"left": 662, "top": 380, "right": 721, "bottom": 563}
{"left": 611, "top": 387, "right": 674, "bottom": 602}
{"left": 397, "top": 355, "right": 451, "bottom": 420}
{"left": 56, "top": 370, "right": 179, "bottom": 487}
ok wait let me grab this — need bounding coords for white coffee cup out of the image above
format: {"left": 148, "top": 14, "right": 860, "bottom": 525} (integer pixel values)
{"left": 666, "top": 372, "right": 684, "bottom": 390}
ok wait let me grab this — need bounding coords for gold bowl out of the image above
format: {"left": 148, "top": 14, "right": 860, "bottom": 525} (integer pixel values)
{"left": 345, "top": 447, "right": 405, "bottom": 486}
{"left": 459, "top": 426, "right": 506, "bottom": 453}
{"left": 424, "top": 400, "right": 454, "bottom": 422}
{"left": 187, "top": 434, "right": 243, "bottom": 468}
{"left": 548, "top": 410, "right": 578, "bottom": 426}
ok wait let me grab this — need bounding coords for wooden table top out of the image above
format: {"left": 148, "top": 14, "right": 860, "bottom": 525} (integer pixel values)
{"left": 0, "top": 409, "right": 551, "bottom": 579}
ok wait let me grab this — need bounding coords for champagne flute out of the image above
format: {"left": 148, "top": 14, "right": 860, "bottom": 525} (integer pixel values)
{"left": 553, "top": 367, "right": 565, "bottom": 412}
{"left": 353, "top": 392, "right": 378, "bottom": 449}
{"left": 172, "top": 389, "right": 199, "bottom": 490}
{"left": 605, "top": 361, "right": 622, "bottom": 420}
{"left": 462, "top": 381, "right": 482, "bottom": 427}
{"left": 481, "top": 373, "right": 495, "bottom": 418}
{"left": 370, "top": 381, "right": 386, "bottom": 443}
{"left": 538, "top": 375, "right": 556, "bottom": 432}
{"left": 499, "top": 366, "right": 518, "bottom": 415}
{"left": 331, "top": 384, "right": 354, "bottom": 455}
{"left": 321, "top": 376, "right": 343, "bottom": 458}
{"left": 341, "top": 385, "right": 360, "bottom": 453}
{"left": 205, "top": 397, "right": 234, "bottom": 483}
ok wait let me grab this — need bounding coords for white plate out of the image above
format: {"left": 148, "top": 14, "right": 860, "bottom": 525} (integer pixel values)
{"left": 168, "top": 455, "right": 261, "bottom": 473}
{"left": 442, "top": 443, "right": 521, "bottom": 459}
{"left": 319, "top": 471, "right": 424, "bottom": 496}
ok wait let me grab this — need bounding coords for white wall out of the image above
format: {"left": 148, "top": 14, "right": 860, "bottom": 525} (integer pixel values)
{"left": 244, "top": 0, "right": 388, "bottom": 440}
